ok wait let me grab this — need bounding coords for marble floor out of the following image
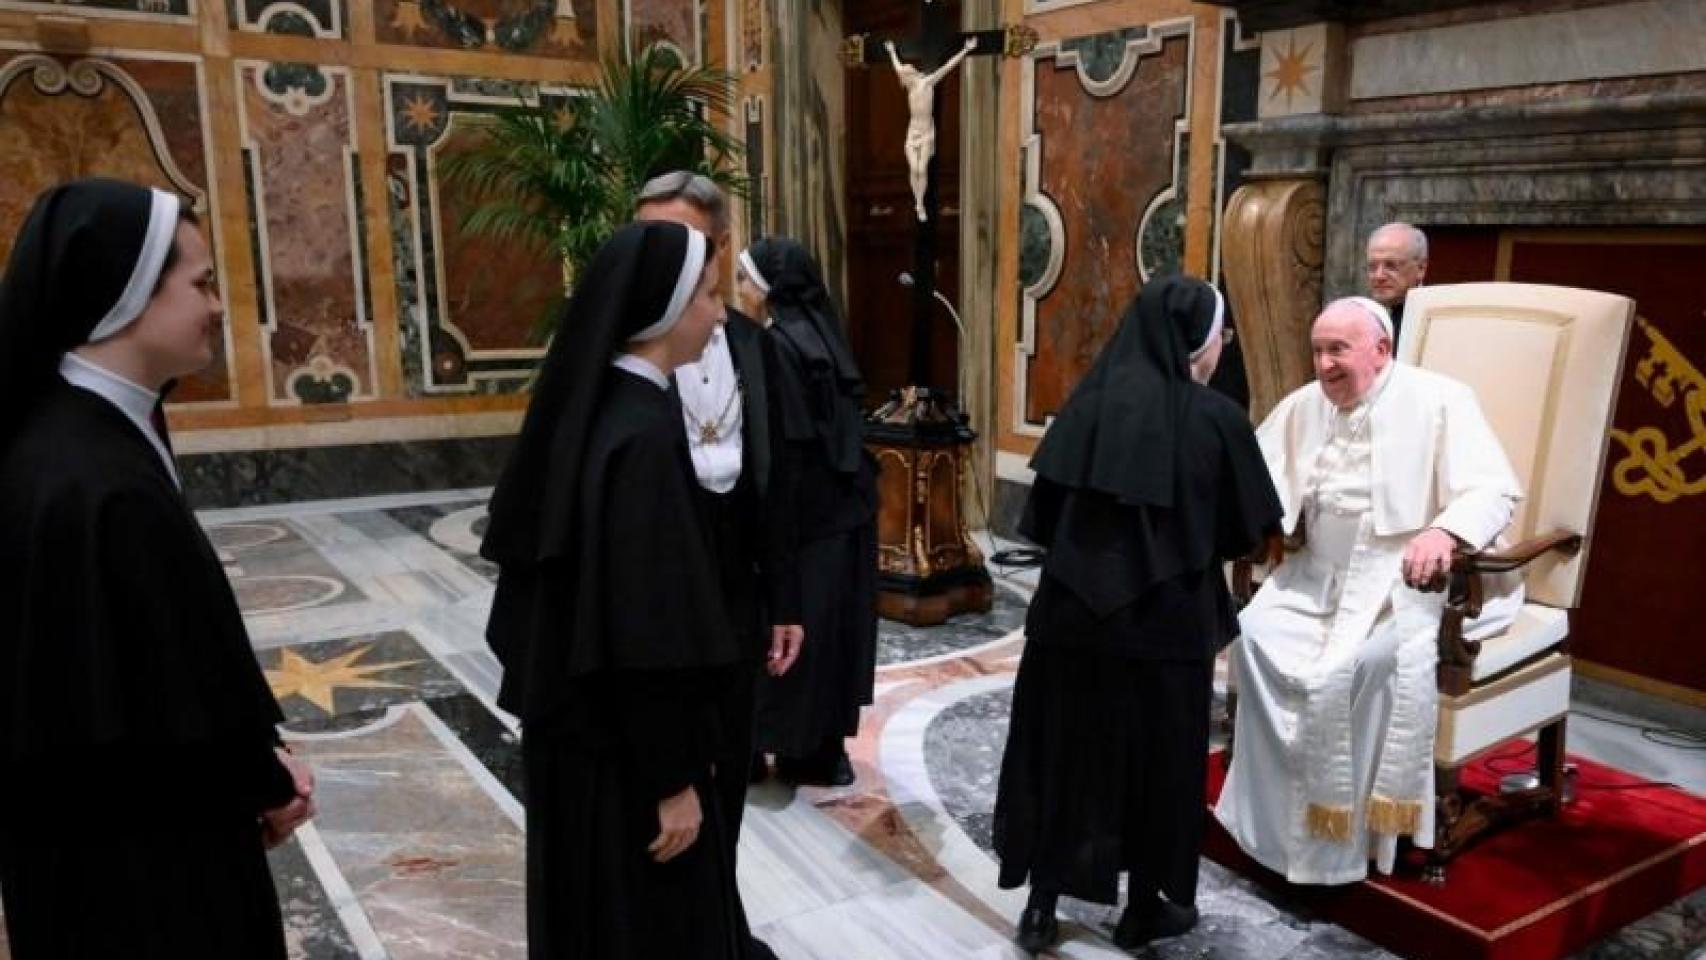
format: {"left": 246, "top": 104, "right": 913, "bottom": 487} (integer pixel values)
{"left": 1, "top": 487, "right": 1700, "bottom": 960}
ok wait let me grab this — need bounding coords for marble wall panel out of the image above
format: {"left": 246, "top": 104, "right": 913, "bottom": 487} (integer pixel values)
{"left": 1016, "top": 21, "right": 1191, "bottom": 430}
{"left": 230, "top": 0, "right": 346, "bottom": 38}
{"left": 741, "top": 0, "right": 765, "bottom": 72}
{"left": 376, "top": 0, "right": 597, "bottom": 60}
{"left": 1350, "top": 0, "right": 1706, "bottom": 102}
{"left": 239, "top": 61, "right": 377, "bottom": 404}
{"left": 627, "top": 0, "right": 702, "bottom": 66}
{"left": 0, "top": 0, "right": 191, "bottom": 17}
{"left": 384, "top": 76, "right": 568, "bottom": 395}
{"left": 0, "top": 53, "right": 234, "bottom": 403}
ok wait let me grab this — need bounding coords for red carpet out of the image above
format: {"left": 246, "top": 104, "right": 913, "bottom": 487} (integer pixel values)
{"left": 1204, "top": 752, "right": 1706, "bottom": 960}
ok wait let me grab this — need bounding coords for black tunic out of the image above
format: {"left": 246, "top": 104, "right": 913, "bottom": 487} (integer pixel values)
{"left": 489, "top": 371, "right": 747, "bottom": 960}
{"left": 753, "top": 311, "right": 878, "bottom": 760}
{"left": 0, "top": 382, "right": 295, "bottom": 958}
{"left": 993, "top": 278, "right": 1282, "bottom": 907}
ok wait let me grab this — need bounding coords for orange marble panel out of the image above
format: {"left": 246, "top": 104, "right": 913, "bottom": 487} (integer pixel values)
{"left": 239, "top": 62, "right": 374, "bottom": 403}
{"left": 628, "top": 0, "right": 697, "bottom": 63}
{"left": 0, "top": 53, "right": 233, "bottom": 403}
{"left": 431, "top": 121, "right": 562, "bottom": 354}
{"left": 375, "top": 0, "right": 599, "bottom": 61}
{"left": 1024, "top": 32, "right": 1189, "bottom": 423}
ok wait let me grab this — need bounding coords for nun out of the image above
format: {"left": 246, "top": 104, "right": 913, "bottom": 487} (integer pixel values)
{"left": 0, "top": 179, "right": 314, "bottom": 957}
{"left": 991, "top": 276, "right": 1282, "bottom": 953}
{"left": 481, "top": 220, "right": 745, "bottom": 958}
{"left": 734, "top": 238, "right": 878, "bottom": 788}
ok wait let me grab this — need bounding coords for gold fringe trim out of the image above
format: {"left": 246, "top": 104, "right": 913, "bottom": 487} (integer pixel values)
{"left": 1366, "top": 795, "right": 1424, "bottom": 837}
{"left": 1305, "top": 803, "right": 1355, "bottom": 843}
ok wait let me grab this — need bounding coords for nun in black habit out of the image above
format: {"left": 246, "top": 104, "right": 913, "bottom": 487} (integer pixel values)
{"left": 481, "top": 220, "right": 747, "bottom": 959}
{"left": 992, "top": 276, "right": 1282, "bottom": 953}
{"left": 735, "top": 238, "right": 878, "bottom": 787}
{"left": 0, "top": 179, "right": 314, "bottom": 958}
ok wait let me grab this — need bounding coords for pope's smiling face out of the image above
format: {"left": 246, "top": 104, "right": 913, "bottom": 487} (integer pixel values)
{"left": 1311, "top": 302, "right": 1391, "bottom": 410}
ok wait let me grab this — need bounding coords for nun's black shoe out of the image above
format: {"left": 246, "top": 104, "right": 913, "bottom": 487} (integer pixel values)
{"left": 745, "top": 935, "right": 778, "bottom": 960}
{"left": 749, "top": 753, "right": 770, "bottom": 783}
{"left": 1015, "top": 907, "right": 1059, "bottom": 954}
{"left": 1112, "top": 898, "right": 1198, "bottom": 949}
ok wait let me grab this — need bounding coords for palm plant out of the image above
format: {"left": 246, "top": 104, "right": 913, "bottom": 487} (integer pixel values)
{"left": 439, "top": 45, "right": 746, "bottom": 339}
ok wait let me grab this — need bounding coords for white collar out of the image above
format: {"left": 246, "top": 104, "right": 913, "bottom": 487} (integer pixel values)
{"left": 58, "top": 352, "right": 180, "bottom": 487}
{"left": 61, "top": 351, "right": 159, "bottom": 413}
{"left": 611, "top": 352, "right": 670, "bottom": 390}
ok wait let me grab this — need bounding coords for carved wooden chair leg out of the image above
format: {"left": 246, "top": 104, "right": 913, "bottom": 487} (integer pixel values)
{"left": 1426, "top": 763, "right": 1462, "bottom": 886}
{"left": 1538, "top": 717, "right": 1568, "bottom": 815}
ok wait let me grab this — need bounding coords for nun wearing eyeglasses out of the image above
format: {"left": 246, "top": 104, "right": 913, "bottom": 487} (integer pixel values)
{"left": 482, "top": 220, "right": 747, "bottom": 958}
{"left": 0, "top": 179, "right": 315, "bottom": 958}
{"left": 992, "top": 277, "right": 1282, "bottom": 954}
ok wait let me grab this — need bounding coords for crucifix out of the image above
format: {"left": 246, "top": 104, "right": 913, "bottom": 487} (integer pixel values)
{"left": 843, "top": 6, "right": 1035, "bottom": 626}
{"left": 844, "top": 4, "right": 1028, "bottom": 389}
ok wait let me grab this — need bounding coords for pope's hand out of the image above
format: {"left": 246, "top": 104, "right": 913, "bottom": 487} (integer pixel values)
{"left": 1402, "top": 527, "right": 1458, "bottom": 589}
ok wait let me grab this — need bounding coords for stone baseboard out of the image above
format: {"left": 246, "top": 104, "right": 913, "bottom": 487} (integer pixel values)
{"left": 179, "top": 435, "right": 516, "bottom": 510}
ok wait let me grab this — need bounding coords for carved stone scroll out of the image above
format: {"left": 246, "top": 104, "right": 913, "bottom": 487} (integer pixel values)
{"left": 1221, "top": 177, "right": 1325, "bottom": 422}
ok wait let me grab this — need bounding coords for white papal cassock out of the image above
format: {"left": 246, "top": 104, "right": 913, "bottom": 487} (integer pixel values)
{"left": 1215, "top": 363, "right": 1524, "bottom": 884}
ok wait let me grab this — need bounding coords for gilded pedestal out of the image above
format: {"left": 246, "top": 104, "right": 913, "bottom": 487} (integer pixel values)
{"left": 864, "top": 388, "right": 992, "bottom": 626}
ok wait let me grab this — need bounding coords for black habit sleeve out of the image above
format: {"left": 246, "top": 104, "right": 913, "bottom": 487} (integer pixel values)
{"left": 762, "top": 332, "right": 804, "bottom": 626}
{"left": 587, "top": 395, "right": 745, "bottom": 799}
{"left": 0, "top": 395, "right": 294, "bottom": 821}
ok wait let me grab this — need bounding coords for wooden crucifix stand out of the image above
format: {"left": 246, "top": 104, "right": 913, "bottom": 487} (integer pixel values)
{"left": 844, "top": 9, "right": 1034, "bottom": 626}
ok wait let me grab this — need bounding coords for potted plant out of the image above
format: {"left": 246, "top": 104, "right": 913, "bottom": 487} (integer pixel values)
{"left": 440, "top": 45, "right": 746, "bottom": 340}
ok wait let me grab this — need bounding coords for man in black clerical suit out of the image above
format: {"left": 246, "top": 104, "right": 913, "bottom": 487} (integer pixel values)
{"left": 634, "top": 171, "right": 803, "bottom": 960}
{"left": 1365, "top": 221, "right": 1429, "bottom": 345}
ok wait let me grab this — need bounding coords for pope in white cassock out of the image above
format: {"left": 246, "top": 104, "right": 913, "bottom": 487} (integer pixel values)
{"left": 1215, "top": 297, "right": 1525, "bottom": 885}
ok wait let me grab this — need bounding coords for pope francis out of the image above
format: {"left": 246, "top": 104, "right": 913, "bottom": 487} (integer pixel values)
{"left": 1215, "top": 297, "right": 1524, "bottom": 884}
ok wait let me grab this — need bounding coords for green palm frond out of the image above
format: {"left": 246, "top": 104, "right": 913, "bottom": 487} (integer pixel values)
{"left": 439, "top": 44, "right": 748, "bottom": 341}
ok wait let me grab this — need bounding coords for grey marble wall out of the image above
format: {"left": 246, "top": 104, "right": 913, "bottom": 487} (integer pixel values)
{"left": 990, "top": 476, "right": 1030, "bottom": 542}
{"left": 1224, "top": 91, "right": 1706, "bottom": 302}
{"left": 1320, "top": 95, "right": 1706, "bottom": 299}
{"left": 1349, "top": 0, "right": 1706, "bottom": 101}
{"left": 180, "top": 436, "right": 515, "bottom": 509}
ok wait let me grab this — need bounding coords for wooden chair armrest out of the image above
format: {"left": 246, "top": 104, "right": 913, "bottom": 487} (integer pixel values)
{"left": 1451, "top": 530, "right": 1583, "bottom": 574}
{"left": 1435, "top": 530, "right": 1579, "bottom": 694}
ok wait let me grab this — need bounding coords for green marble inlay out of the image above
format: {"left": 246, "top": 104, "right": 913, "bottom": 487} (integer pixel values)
{"left": 1019, "top": 201, "right": 1053, "bottom": 290}
{"left": 264, "top": 62, "right": 329, "bottom": 99}
{"left": 1060, "top": 27, "right": 1147, "bottom": 85}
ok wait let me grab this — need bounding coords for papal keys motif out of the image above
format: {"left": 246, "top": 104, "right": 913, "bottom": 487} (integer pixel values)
{"left": 1609, "top": 316, "right": 1706, "bottom": 503}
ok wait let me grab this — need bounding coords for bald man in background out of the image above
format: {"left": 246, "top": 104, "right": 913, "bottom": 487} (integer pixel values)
{"left": 1364, "top": 223, "right": 1428, "bottom": 344}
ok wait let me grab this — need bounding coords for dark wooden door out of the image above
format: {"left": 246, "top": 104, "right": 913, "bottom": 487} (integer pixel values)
{"left": 844, "top": 0, "right": 962, "bottom": 403}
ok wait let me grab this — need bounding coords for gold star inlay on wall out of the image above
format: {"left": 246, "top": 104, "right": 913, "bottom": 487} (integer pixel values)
{"left": 1265, "top": 36, "right": 1319, "bottom": 109}
{"left": 265, "top": 645, "right": 421, "bottom": 714}
{"left": 400, "top": 93, "right": 441, "bottom": 134}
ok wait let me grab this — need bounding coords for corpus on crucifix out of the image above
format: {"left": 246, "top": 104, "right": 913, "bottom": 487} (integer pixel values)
{"left": 886, "top": 36, "right": 977, "bottom": 222}
{"left": 842, "top": 7, "right": 1033, "bottom": 625}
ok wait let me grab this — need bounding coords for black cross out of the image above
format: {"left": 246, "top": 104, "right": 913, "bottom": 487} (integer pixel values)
{"left": 848, "top": 5, "right": 1007, "bottom": 390}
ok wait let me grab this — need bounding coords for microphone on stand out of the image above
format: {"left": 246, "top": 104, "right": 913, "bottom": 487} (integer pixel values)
{"left": 897, "top": 271, "right": 967, "bottom": 342}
